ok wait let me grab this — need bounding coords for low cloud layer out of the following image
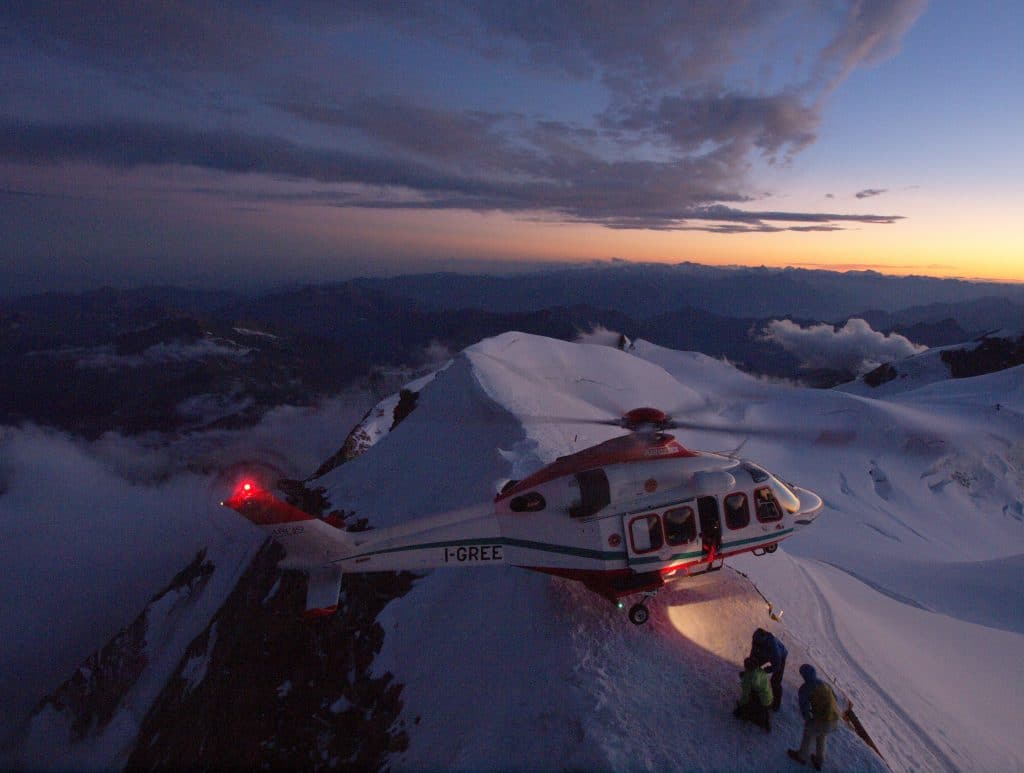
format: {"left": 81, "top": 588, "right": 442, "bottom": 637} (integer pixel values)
{"left": 60, "top": 339, "right": 249, "bottom": 370}
{"left": 0, "top": 387, "right": 376, "bottom": 738}
{"left": 761, "top": 317, "right": 927, "bottom": 374}
{"left": 575, "top": 325, "right": 629, "bottom": 349}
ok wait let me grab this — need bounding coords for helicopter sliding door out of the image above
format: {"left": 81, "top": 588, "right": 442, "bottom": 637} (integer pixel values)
{"left": 623, "top": 502, "right": 700, "bottom": 565}
{"left": 697, "top": 496, "right": 721, "bottom": 555}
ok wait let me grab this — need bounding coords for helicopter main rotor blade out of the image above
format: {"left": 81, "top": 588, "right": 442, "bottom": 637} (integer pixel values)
{"left": 520, "top": 411, "right": 854, "bottom": 445}
{"left": 520, "top": 414, "right": 626, "bottom": 428}
{"left": 662, "top": 418, "right": 855, "bottom": 445}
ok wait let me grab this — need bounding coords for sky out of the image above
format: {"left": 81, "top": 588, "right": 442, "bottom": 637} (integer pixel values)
{"left": 1, "top": 1, "right": 1021, "bottom": 294}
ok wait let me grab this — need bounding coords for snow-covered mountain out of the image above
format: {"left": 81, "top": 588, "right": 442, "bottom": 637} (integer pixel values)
{"left": 839, "top": 329, "right": 1024, "bottom": 398}
{"left": 4, "top": 331, "right": 1023, "bottom": 771}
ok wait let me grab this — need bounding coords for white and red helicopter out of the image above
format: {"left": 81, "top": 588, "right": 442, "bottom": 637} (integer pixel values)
{"left": 223, "top": 407, "right": 825, "bottom": 625}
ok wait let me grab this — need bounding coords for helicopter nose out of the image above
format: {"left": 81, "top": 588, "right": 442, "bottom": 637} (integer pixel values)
{"left": 791, "top": 487, "right": 824, "bottom": 525}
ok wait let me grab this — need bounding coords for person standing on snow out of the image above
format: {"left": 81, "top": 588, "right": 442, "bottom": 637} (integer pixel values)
{"left": 733, "top": 656, "right": 773, "bottom": 732}
{"left": 787, "top": 664, "right": 841, "bottom": 770}
{"left": 749, "top": 627, "right": 787, "bottom": 711}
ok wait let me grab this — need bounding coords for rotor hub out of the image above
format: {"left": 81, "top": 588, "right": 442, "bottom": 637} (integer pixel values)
{"left": 622, "top": 407, "right": 669, "bottom": 430}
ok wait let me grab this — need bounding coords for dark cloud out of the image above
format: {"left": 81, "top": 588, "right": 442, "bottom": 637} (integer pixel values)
{"left": 605, "top": 91, "right": 819, "bottom": 160}
{"left": 0, "top": 1, "right": 925, "bottom": 234}
{"left": 814, "top": 0, "right": 928, "bottom": 91}
{"left": 0, "top": 1, "right": 281, "bottom": 73}
{"left": 0, "top": 186, "right": 72, "bottom": 199}
{"left": 0, "top": 120, "right": 493, "bottom": 194}
{"left": 466, "top": 1, "right": 783, "bottom": 91}
{"left": 274, "top": 96, "right": 509, "bottom": 165}
{"left": 0, "top": 120, "right": 904, "bottom": 231}
{"left": 855, "top": 188, "right": 888, "bottom": 199}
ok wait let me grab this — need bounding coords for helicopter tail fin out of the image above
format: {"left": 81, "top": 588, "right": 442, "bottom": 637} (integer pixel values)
{"left": 303, "top": 565, "right": 344, "bottom": 619}
{"left": 222, "top": 480, "right": 360, "bottom": 617}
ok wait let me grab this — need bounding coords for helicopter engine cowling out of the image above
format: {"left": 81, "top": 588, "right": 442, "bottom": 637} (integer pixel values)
{"left": 691, "top": 470, "right": 736, "bottom": 496}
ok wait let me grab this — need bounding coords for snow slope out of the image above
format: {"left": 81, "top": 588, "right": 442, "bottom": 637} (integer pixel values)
{"left": 637, "top": 338, "right": 1024, "bottom": 771}
{"left": 5, "top": 329, "right": 1022, "bottom": 770}
{"left": 325, "top": 332, "right": 1006, "bottom": 770}
{"left": 322, "top": 332, "right": 1023, "bottom": 771}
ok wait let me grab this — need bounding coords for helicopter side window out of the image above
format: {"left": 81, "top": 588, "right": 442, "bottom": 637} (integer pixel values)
{"left": 628, "top": 514, "right": 663, "bottom": 554}
{"left": 510, "top": 491, "right": 546, "bottom": 512}
{"left": 754, "top": 487, "right": 782, "bottom": 522}
{"left": 724, "top": 492, "right": 749, "bottom": 530}
{"left": 663, "top": 506, "right": 697, "bottom": 546}
{"left": 569, "top": 468, "right": 611, "bottom": 518}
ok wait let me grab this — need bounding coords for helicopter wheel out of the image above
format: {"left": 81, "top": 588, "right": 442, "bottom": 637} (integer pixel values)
{"left": 628, "top": 603, "right": 650, "bottom": 625}
{"left": 765, "top": 543, "right": 778, "bottom": 554}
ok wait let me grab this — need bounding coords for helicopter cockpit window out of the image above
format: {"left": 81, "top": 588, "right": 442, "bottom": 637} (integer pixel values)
{"left": 510, "top": 491, "right": 546, "bottom": 512}
{"left": 742, "top": 463, "right": 770, "bottom": 484}
{"left": 724, "top": 492, "right": 749, "bottom": 530}
{"left": 663, "top": 506, "right": 697, "bottom": 546}
{"left": 628, "top": 514, "right": 663, "bottom": 554}
{"left": 754, "top": 487, "right": 782, "bottom": 522}
{"left": 569, "top": 468, "right": 611, "bottom": 518}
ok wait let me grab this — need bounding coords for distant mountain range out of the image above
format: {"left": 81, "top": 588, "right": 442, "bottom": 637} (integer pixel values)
{"left": 2, "top": 264, "right": 1022, "bottom": 436}
{"left": 348, "top": 263, "right": 1024, "bottom": 322}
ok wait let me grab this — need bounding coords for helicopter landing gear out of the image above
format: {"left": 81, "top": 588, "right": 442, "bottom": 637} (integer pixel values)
{"left": 765, "top": 543, "right": 778, "bottom": 554}
{"left": 626, "top": 589, "right": 659, "bottom": 625}
{"left": 628, "top": 603, "right": 649, "bottom": 625}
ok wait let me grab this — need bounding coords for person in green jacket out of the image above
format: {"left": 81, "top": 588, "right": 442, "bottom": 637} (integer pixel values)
{"left": 734, "top": 656, "right": 773, "bottom": 732}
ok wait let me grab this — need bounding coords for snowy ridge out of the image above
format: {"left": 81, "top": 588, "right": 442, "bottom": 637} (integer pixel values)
{"left": 4, "top": 329, "right": 1021, "bottom": 770}
{"left": 320, "top": 331, "right": 1024, "bottom": 771}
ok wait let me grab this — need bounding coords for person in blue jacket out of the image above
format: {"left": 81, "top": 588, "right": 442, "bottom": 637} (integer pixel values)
{"left": 749, "top": 628, "right": 787, "bottom": 711}
{"left": 787, "top": 664, "right": 841, "bottom": 770}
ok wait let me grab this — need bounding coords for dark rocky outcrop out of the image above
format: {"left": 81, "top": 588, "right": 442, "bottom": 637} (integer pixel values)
{"left": 26, "top": 550, "right": 215, "bottom": 744}
{"left": 127, "top": 542, "right": 415, "bottom": 770}
{"left": 863, "top": 363, "right": 898, "bottom": 388}
{"left": 941, "top": 335, "right": 1024, "bottom": 378}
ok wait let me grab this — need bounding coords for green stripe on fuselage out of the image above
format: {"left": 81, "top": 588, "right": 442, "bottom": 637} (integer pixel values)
{"left": 626, "top": 529, "right": 793, "bottom": 566}
{"left": 339, "top": 529, "right": 792, "bottom": 567}
{"left": 341, "top": 536, "right": 626, "bottom": 564}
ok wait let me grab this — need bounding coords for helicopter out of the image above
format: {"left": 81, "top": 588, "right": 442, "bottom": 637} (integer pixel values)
{"left": 222, "top": 406, "right": 825, "bottom": 625}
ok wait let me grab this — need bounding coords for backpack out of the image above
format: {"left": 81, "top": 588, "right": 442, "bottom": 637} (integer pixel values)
{"left": 810, "top": 681, "right": 840, "bottom": 722}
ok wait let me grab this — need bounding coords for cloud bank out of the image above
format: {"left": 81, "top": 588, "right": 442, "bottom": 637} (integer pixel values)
{"left": 761, "top": 317, "right": 927, "bottom": 374}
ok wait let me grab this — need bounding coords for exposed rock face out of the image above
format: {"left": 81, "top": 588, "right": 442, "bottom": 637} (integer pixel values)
{"left": 941, "top": 335, "right": 1024, "bottom": 378}
{"left": 127, "top": 542, "right": 415, "bottom": 770}
{"left": 19, "top": 506, "right": 413, "bottom": 770}
{"left": 310, "top": 386, "right": 421, "bottom": 480}
{"left": 118, "top": 393, "right": 418, "bottom": 768}
{"left": 389, "top": 388, "right": 419, "bottom": 431}
{"left": 19, "top": 550, "right": 216, "bottom": 762}
{"left": 863, "top": 362, "right": 898, "bottom": 387}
